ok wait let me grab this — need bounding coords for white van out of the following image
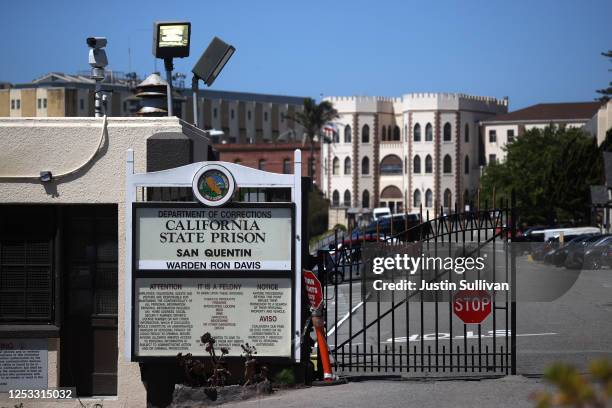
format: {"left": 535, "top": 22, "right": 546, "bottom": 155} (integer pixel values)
{"left": 531, "top": 227, "right": 601, "bottom": 242}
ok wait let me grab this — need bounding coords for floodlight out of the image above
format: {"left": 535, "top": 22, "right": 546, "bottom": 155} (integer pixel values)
{"left": 191, "top": 37, "right": 236, "bottom": 128}
{"left": 153, "top": 22, "right": 191, "bottom": 59}
{"left": 192, "top": 37, "right": 235, "bottom": 87}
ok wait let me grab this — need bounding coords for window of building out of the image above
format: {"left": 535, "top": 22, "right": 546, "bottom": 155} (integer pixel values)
{"left": 11, "top": 99, "right": 15, "bottom": 109}
{"left": 361, "top": 156, "right": 370, "bottom": 175}
{"left": 507, "top": 129, "right": 515, "bottom": 143}
{"left": 465, "top": 123, "right": 470, "bottom": 143}
{"left": 37, "top": 98, "right": 41, "bottom": 109}
{"left": 344, "top": 125, "right": 351, "bottom": 143}
{"left": 80, "top": 99, "right": 84, "bottom": 110}
{"left": 332, "top": 130, "right": 340, "bottom": 143}
{"left": 332, "top": 157, "right": 339, "bottom": 175}
{"left": 332, "top": 190, "right": 340, "bottom": 207}
{"left": 213, "top": 108, "right": 218, "bottom": 118}
{"left": 405, "top": 155, "right": 408, "bottom": 174}
{"left": 264, "top": 112, "right": 268, "bottom": 121}
{"left": 489, "top": 130, "right": 497, "bottom": 143}
{"left": 489, "top": 154, "right": 497, "bottom": 165}
{"left": 282, "top": 158, "right": 291, "bottom": 174}
{"left": 464, "top": 155, "right": 470, "bottom": 174}
{"left": 413, "top": 190, "right": 422, "bottom": 207}
{"left": 443, "top": 189, "right": 452, "bottom": 208}
{"left": 413, "top": 155, "right": 421, "bottom": 173}
{"left": 344, "top": 190, "right": 351, "bottom": 207}
{"left": 43, "top": 99, "right": 47, "bottom": 108}
{"left": 344, "top": 157, "right": 351, "bottom": 175}
{"left": 258, "top": 159, "right": 266, "bottom": 170}
{"left": 425, "top": 123, "right": 433, "bottom": 141}
{"left": 380, "top": 155, "right": 402, "bottom": 175}
{"left": 413, "top": 123, "right": 421, "bottom": 141}
{"left": 443, "top": 122, "right": 452, "bottom": 141}
{"left": 393, "top": 126, "right": 400, "bottom": 141}
{"left": 280, "top": 113, "right": 284, "bottom": 123}
{"left": 425, "top": 189, "right": 433, "bottom": 207}
{"left": 362, "top": 124, "right": 369, "bottom": 143}
{"left": 248, "top": 110, "right": 251, "bottom": 120}
{"left": 425, "top": 155, "right": 433, "bottom": 173}
{"left": 443, "top": 154, "right": 452, "bottom": 173}
{"left": 362, "top": 190, "right": 370, "bottom": 209}
{"left": 16, "top": 99, "right": 20, "bottom": 109}
{"left": 231, "top": 109, "right": 235, "bottom": 119}
{"left": 381, "top": 126, "right": 387, "bottom": 142}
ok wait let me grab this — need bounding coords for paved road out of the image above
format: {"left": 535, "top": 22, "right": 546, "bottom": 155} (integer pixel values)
{"left": 323, "top": 256, "right": 612, "bottom": 375}
{"left": 225, "top": 376, "right": 547, "bottom": 408}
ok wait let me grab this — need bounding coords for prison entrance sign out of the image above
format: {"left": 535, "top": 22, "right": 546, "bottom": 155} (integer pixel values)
{"left": 124, "top": 150, "right": 303, "bottom": 362}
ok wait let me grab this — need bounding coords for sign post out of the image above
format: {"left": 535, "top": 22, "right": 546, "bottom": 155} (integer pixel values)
{"left": 124, "top": 150, "right": 303, "bottom": 362}
{"left": 453, "top": 290, "right": 492, "bottom": 324}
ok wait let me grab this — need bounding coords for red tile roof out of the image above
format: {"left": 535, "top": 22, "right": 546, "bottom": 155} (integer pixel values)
{"left": 482, "top": 102, "right": 602, "bottom": 123}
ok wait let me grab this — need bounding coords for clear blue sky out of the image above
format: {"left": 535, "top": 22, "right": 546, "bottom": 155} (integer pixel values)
{"left": 1, "top": 0, "right": 610, "bottom": 109}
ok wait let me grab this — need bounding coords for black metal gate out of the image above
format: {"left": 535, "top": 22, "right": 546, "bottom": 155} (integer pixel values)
{"left": 316, "top": 196, "right": 516, "bottom": 375}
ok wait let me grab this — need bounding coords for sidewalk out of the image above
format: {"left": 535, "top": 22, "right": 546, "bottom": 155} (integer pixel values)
{"left": 224, "top": 376, "right": 544, "bottom": 408}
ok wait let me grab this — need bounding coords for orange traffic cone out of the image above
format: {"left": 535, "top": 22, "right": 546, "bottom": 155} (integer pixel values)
{"left": 312, "top": 314, "right": 345, "bottom": 385}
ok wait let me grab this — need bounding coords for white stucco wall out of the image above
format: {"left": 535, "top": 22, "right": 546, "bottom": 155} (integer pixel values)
{"left": 0, "top": 116, "right": 210, "bottom": 408}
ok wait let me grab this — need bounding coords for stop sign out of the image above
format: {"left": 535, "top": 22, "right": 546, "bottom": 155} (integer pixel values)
{"left": 453, "top": 290, "right": 492, "bottom": 324}
{"left": 303, "top": 270, "right": 323, "bottom": 310}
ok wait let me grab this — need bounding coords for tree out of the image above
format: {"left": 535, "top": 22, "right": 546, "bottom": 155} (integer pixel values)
{"left": 596, "top": 50, "right": 612, "bottom": 103}
{"left": 479, "top": 126, "right": 606, "bottom": 226}
{"left": 285, "top": 98, "right": 339, "bottom": 178}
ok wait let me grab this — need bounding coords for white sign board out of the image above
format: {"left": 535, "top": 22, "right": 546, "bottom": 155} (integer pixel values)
{"left": 134, "top": 277, "right": 292, "bottom": 357}
{"left": 0, "top": 339, "right": 48, "bottom": 392}
{"left": 135, "top": 206, "right": 292, "bottom": 271}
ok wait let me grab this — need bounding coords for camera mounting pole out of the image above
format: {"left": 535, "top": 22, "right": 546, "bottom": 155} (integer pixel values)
{"left": 164, "top": 57, "right": 174, "bottom": 117}
{"left": 87, "top": 37, "right": 108, "bottom": 118}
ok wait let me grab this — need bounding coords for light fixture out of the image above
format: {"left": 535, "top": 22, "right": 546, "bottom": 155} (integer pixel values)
{"left": 39, "top": 171, "right": 53, "bottom": 182}
{"left": 191, "top": 37, "right": 236, "bottom": 128}
{"left": 153, "top": 21, "right": 191, "bottom": 117}
{"left": 86, "top": 37, "right": 108, "bottom": 118}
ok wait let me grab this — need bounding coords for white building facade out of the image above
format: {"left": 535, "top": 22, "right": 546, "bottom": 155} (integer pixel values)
{"left": 321, "top": 93, "right": 508, "bottom": 222}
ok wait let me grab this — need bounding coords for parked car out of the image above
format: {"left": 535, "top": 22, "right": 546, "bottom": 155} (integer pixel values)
{"left": 564, "top": 234, "right": 607, "bottom": 269}
{"left": 543, "top": 234, "right": 598, "bottom": 266}
{"left": 321, "top": 245, "right": 364, "bottom": 284}
{"left": 582, "top": 235, "right": 612, "bottom": 269}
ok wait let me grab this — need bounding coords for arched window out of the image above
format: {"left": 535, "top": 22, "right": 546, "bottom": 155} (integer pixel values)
{"left": 464, "top": 123, "right": 470, "bottom": 143}
{"left": 425, "top": 189, "right": 433, "bottom": 207}
{"left": 425, "top": 155, "right": 433, "bottom": 173}
{"left": 425, "top": 123, "right": 433, "bottom": 141}
{"left": 413, "top": 123, "right": 421, "bottom": 142}
{"left": 362, "top": 190, "right": 370, "bottom": 209}
{"left": 443, "top": 122, "right": 452, "bottom": 141}
{"left": 405, "top": 156, "right": 408, "bottom": 174}
{"left": 361, "top": 156, "right": 370, "bottom": 175}
{"left": 332, "top": 130, "right": 339, "bottom": 143}
{"left": 332, "top": 190, "right": 340, "bottom": 207}
{"left": 413, "top": 155, "right": 421, "bottom": 173}
{"left": 332, "top": 157, "right": 339, "bottom": 175}
{"left": 443, "top": 154, "right": 452, "bottom": 173}
{"left": 393, "top": 126, "right": 400, "bottom": 141}
{"left": 464, "top": 155, "right": 470, "bottom": 174}
{"left": 282, "top": 158, "right": 291, "bottom": 174}
{"left": 443, "top": 189, "right": 452, "bottom": 208}
{"left": 344, "top": 125, "right": 352, "bottom": 143}
{"left": 344, "top": 157, "right": 351, "bottom": 175}
{"left": 380, "top": 155, "right": 403, "bottom": 175}
{"left": 344, "top": 190, "right": 351, "bottom": 207}
{"left": 413, "top": 190, "right": 422, "bottom": 208}
{"left": 381, "top": 186, "right": 403, "bottom": 200}
{"left": 362, "top": 124, "right": 370, "bottom": 143}
{"left": 258, "top": 159, "right": 266, "bottom": 170}
{"left": 381, "top": 126, "right": 387, "bottom": 141}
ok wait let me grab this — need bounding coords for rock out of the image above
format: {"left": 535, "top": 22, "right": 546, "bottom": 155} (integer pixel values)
{"left": 170, "top": 381, "right": 274, "bottom": 407}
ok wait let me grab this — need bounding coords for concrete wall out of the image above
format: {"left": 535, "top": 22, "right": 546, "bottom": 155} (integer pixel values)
{"left": 0, "top": 117, "right": 211, "bottom": 407}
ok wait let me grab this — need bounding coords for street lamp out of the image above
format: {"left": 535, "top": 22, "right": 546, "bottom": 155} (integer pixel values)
{"left": 153, "top": 21, "right": 191, "bottom": 116}
{"left": 191, "top": 37, "right": 236, "bottom": 128}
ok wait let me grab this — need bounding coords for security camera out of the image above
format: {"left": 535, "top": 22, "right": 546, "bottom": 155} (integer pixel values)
{"left": 86, "top": 37, "right": 107, "bottom": 49}
{"left": 87, "top": 37, "right": 108, "bottom": 71}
